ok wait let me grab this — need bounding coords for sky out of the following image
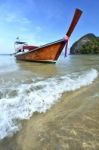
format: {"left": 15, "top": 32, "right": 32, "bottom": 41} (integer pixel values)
{"left": 0, "top": 0, "right": 99, "bottom": 53}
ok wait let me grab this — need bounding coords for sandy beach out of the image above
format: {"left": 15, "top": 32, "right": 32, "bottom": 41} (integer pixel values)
{"left": 0, "top": 55, "right": 99, "bottom": 150}
{"left": 0, "top": 79, "right": 99, "bottom": 150}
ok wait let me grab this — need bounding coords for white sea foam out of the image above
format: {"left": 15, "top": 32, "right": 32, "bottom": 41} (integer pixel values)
{"left": 0, "top": 69, "right": 98, "bottom": 139}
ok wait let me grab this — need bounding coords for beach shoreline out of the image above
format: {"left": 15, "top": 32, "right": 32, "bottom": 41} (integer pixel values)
{"left": 0, "top": 78, "right": 99, "bottom": 150}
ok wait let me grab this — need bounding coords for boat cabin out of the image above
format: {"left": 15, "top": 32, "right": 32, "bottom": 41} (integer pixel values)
{"left": 14, "top": 41, "right": 38, "bottom": 53}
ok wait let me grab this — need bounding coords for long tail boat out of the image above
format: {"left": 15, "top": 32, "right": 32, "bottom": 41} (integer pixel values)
{"left": 15, "top": 8, "right": 82, "bottom": 63}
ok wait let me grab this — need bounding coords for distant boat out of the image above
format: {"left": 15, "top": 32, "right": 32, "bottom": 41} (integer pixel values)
{"left": 15, "top": 8, "right": 82, "bottom": 63}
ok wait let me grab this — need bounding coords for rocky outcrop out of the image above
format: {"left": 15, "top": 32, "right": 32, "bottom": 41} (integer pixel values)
{"left": 70, "top": 33, "right": 99, "bottom": 54}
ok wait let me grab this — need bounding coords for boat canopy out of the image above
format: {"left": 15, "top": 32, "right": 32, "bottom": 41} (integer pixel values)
{"left": 23, "top": 45, "right": 38, "bottom": 50}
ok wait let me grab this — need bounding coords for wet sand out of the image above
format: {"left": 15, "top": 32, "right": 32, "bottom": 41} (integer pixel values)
{"left": 0, "top": 78, "right": 99, "bottom": 150}
{"left": 0, "top": 55, "right": 99, "bottom": 150}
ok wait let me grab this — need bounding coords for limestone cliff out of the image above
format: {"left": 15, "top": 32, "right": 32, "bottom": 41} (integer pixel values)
{"left": 70, "top": 33, "right": 99, "bottom": 54}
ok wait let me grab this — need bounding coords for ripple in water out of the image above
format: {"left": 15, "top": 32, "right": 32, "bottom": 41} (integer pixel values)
{"left": 0, "top": 69, "right": 98, "bottom": 139}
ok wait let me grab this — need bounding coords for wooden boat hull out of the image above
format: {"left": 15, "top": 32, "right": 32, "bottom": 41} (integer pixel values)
{"left": 15, "top": 39, "right": 66, "bottom": 63}
{"left": 15, "top": 9, "right": 82, "bottom": 63}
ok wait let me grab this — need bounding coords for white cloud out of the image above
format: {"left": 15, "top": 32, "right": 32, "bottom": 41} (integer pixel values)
{"left": 5, "top": 14, "right": 16, "bottom": 22}
{"left": 35, "top": 26, "right": 42, "bottom": 32}
{"left": 3, "top": 13, "right": 31, "bottom": 25}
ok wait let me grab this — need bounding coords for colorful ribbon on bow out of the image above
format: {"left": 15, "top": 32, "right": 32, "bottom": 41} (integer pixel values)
{"left": 64, "top": 35, "right": 69, "bottom": 57}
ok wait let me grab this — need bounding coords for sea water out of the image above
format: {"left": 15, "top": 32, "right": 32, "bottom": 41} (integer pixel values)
{"left": 0, "top": 55, "right": 98, "bottom": 140}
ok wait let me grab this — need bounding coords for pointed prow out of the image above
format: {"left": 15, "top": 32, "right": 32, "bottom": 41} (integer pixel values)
{"left": 66, "top": 9, "right": 83, "bottom": 38}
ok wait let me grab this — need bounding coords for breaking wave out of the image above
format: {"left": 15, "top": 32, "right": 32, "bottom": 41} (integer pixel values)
{"left": 0, "top": 69, "right": 98, "bottom": 139}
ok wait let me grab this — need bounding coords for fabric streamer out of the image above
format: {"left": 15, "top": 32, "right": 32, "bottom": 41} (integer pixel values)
{"left": 64, "top": 35, "right": 69, "bottom": 57}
